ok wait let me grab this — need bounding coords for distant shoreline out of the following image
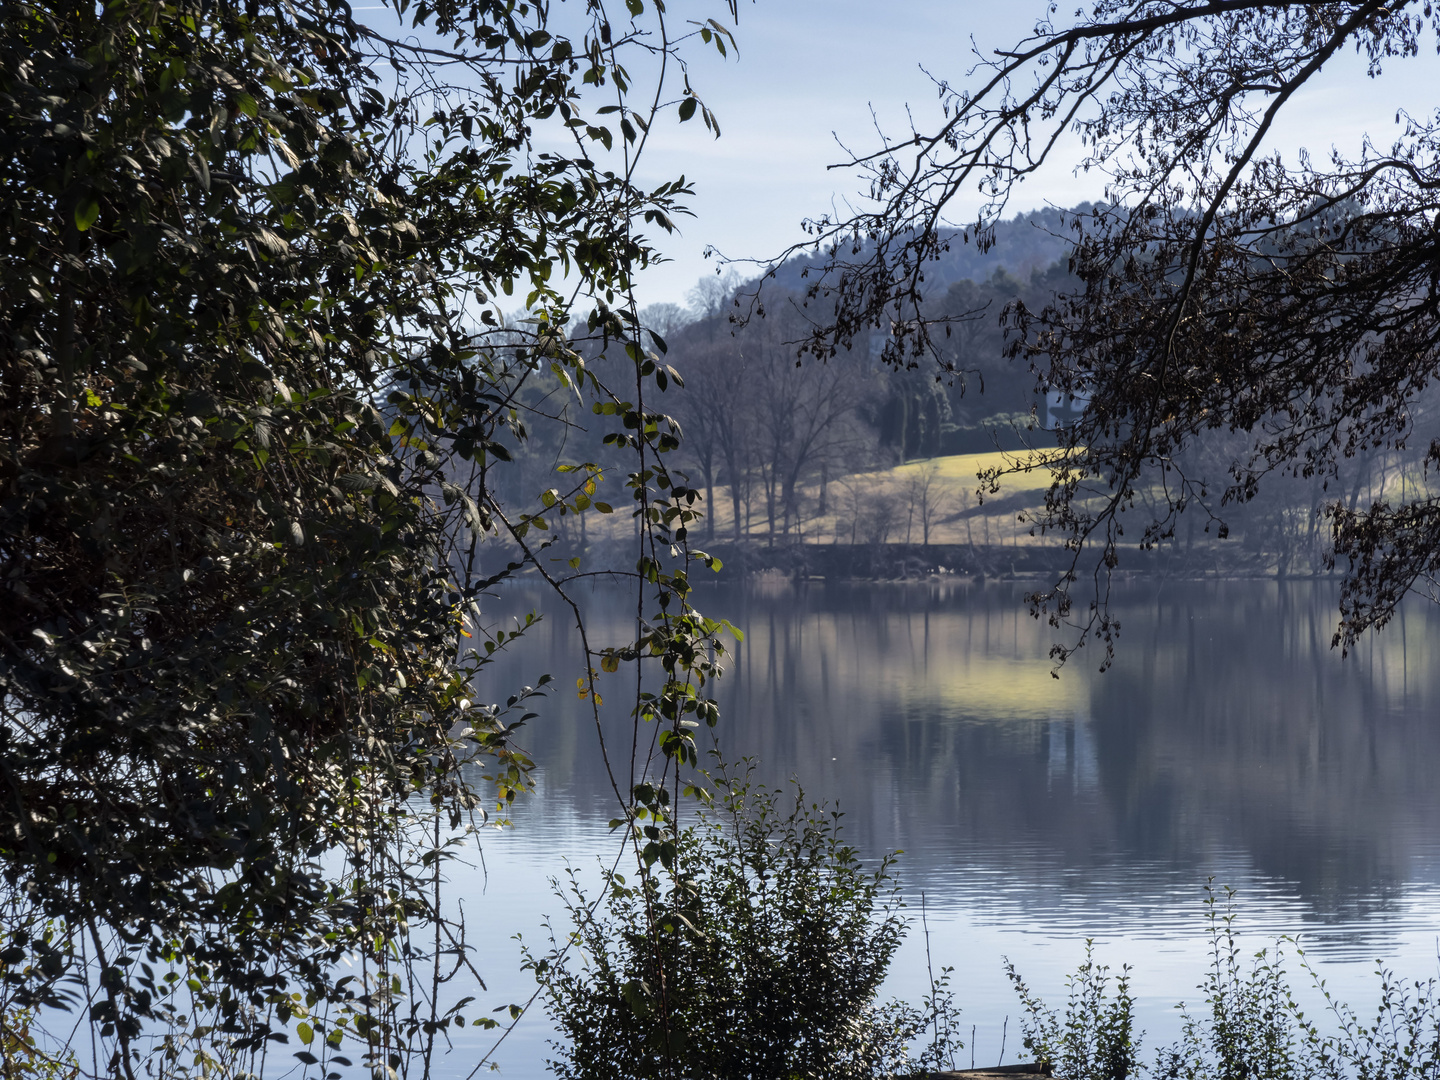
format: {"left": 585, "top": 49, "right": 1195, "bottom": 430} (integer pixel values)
{"left": 647, "top": 540, "right": 1342, "bottom": 584}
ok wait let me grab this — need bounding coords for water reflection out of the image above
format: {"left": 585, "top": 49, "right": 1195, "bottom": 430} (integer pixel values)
{"left": 490, "top": 580, "right": 1440, "bottom": 911}
{"left": 464, "top": 578, "right": 1440, "bottom": 1076}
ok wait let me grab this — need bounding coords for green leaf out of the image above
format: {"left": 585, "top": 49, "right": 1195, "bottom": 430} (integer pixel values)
{"left": 0, "top": 0, "right": 744, "bottom": 1062}
{"left": 74, "top": 197, "right": 100, "bottom": 232}
{"left": 678, "top": 96, "right": 697, "bottom": 122}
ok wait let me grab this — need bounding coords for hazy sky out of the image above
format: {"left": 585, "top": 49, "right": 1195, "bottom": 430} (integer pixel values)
{"left": 630, "top": 0, "right": 1440, "bottom": 306}
{"left": 360, "top": 0, "right": 1440, "bottom": 309}
{"left": 631, "top": 0, "right": 1045, "bottom": 304}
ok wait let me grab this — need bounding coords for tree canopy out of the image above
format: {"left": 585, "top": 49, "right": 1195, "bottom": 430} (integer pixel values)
{"left": 0, "top": 0, "right": 736, "bottom": 1073}
{"left": 795, "top": 0, "right": 1440, "bottom": 661}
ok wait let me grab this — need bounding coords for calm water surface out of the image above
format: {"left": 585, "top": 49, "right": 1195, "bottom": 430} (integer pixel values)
{"left": 448, "top": 579, "right": 1440, "bottom": 1077}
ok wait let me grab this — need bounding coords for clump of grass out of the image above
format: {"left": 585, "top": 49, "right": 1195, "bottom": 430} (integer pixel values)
{"left": 1007, "top": 885, "right": 1440, "bottom": 1080}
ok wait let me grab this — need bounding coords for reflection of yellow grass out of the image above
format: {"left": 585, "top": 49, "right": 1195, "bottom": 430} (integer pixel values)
{"left": 875, "top": 647, "right": 1077, "bottom": 719}
{"left": 765, "top": 606, "right": 1079, "bottom": 718}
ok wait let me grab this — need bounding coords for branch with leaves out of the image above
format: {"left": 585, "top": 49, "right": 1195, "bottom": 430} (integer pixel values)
{"left": 773, "top": 0, "right": 1440, "bottom": 664}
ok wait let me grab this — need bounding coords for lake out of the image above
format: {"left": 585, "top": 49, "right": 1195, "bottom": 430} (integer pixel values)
{"left": 444, "top": 577, "right": 1440, "bottom": 1077}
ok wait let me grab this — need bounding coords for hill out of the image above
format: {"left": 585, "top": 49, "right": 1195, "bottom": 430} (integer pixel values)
{"left": 763, "top": 205, "right": 1082, "bottom": 297}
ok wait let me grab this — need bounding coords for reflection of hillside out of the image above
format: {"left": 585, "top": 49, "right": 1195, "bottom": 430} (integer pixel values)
{"left": 474, "top": 579, "right": 1440, "bottom": 923}
{"left": 1086, "top": 583, "right": 1440, "bottom": 916}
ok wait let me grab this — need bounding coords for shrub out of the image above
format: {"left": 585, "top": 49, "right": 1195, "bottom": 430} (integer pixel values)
{"left": 1007, "top": 885, "right": 1440, "bottom": 1080}
{"left": 1007, "top": 944, "right": 1139, "bottom": 1080}
{"left": 527, "top": 762, "right": 958, "bottom": 1079}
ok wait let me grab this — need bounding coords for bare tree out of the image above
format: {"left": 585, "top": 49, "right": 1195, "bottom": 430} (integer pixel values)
{"left": 747, "top": 305, "right": 882, "bottom": 540}
{"left": 672, "top": 295, "right": 881, "bottom": 543}
{"left": 789, "top": 0, "right": 1440, "bottom": 660}
{"left": 902, "top": 461, "right": 955, "bottom": 546}
{"left": 835, "top": 474, "right": 902, "bottom": 546}
{"left": 640, "top": 302, "right": 693, "bottom": 339}
{"left": 687, "top": 270, "right": 745, "bottom": 320}
{"left": 670, "top": 323, "right": 755, "bottom": 540}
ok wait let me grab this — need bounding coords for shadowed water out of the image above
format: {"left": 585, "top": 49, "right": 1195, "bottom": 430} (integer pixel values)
{"left": 448, "top": 578, "right": 1440, "bottom": 1077}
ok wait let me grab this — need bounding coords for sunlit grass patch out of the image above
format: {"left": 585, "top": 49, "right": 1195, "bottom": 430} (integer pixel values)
{"left": 887, "top": 449, "right": 1069, "bottom": 496}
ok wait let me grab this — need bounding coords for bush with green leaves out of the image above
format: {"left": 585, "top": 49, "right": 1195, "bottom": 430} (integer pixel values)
{"left": 1007, "top": 945, "right": 1140, "bottom": 1080}
{"left": 1007, "top": 886, "right": 1440, "bottom": 1080}
{"left": 528, "top": 762, "right": 963, "bottom": 1080}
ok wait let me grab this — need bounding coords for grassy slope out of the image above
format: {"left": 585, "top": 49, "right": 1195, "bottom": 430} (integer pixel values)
{"left": 666, "top": 450, "right": 1065, "bottom": 548}
{"left": 814, "top": 450, "right": 1062, "bottom": 547}
{"left": 555, "top": 451, "right": 1065, "bottom": 548}
{"left": 886, "top": 449, "right": 1061, "bottom": 495}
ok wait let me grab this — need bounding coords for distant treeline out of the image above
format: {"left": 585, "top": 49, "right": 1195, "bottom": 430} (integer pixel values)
{"left": 487, "top": 207, "right": 1440, "bottom": 579}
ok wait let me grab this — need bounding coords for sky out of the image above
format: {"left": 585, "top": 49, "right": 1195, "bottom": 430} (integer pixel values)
{"left": 358, "top": 0, "right": 1440, "bottom": 309}
{"left": 626, "top": 0, "right": 1440, "bottom": 306}
{"left": 628, "top": 0, "right": 1056, "bottom": 305}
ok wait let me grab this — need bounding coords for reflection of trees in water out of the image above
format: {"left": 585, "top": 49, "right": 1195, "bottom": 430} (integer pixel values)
{"left": 1086, "top": 583, "right": 1440, "bottom": 917}
{"left": 864, "top": 708, "right": 1125, "bottom": 864}
{"left": 476, "top": 580, "right": 1440, "bottom": 919}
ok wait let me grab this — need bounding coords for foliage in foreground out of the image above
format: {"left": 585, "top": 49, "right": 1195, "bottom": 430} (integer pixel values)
{"left": 1008, "top": 887, "right": 1440, "bottom": 1080}
{"left": 0, "top": 0, "right": 737, "bottom": 1073}
{"left": 529, "top": 763, "right": 964, "bottom": 1080}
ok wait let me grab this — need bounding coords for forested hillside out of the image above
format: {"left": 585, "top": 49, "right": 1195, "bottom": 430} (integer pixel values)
{"left": 497, "top": 204, "right": 1440, "bottom": 583}
{"left": 492, "top": 264, "right": 1066, "bottom": 565}
{"left": 766, "top": 206, "right": 1080, "bottom": 297}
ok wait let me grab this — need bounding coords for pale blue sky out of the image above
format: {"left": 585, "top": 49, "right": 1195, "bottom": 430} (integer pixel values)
{"left": 359, "top": 0, "right": 1440, "bottom": 308}
{"left": 633, "top": 0, "right": 1440, "bottom": 306}
{"left": 632, "top": 0, "right": 1047, "bottom": 304}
